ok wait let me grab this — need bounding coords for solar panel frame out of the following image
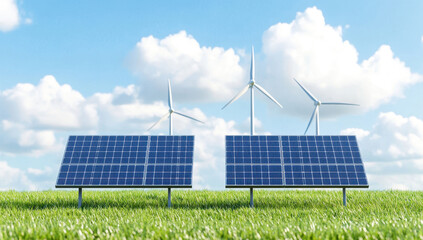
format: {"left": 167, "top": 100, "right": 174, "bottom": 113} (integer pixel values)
{"left": 225, "top": 135, "right": 369, "bottom": 188}
{"left": 55, "top": 135, "right": 194, "bottom": 188}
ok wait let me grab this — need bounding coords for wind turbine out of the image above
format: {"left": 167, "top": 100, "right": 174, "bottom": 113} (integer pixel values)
{"left": 294, "top": 78, "right": 359, "bottom": 135}
{"left": 148, "top": 79, "right": 204, "bottom": 135}
{"left": 222, "top": 46, "right": 283, "bottom": 135}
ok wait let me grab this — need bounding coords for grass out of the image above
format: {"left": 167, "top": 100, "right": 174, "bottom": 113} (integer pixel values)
{"left": 0, "top": 190, "right": 422, "bottom": 239}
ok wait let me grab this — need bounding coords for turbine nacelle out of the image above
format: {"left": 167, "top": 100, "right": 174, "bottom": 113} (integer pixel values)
{"left": 294, "top": 78, "right": 359, "bottom": 135}
{"left": 148, "top": 79, "right": 205, "bottom": 135}
{"left": 222, "top": 45, "right": 283, "bottom": 135}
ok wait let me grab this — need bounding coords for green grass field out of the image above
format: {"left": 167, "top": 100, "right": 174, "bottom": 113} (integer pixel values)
{"left": 0, "top": 190, "right": 422, "bottom": 239}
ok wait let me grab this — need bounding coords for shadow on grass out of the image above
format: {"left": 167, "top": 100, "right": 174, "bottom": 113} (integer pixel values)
{"left": 0, "top": 193, "right": 341, "bottom": 210}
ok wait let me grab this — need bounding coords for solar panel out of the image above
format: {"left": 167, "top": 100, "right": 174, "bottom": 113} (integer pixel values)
{"left": 226, "top": 135, "right": 368, "bottom": 188}
{"left": 56, "top": 135, "right": 194, "bottom": 188}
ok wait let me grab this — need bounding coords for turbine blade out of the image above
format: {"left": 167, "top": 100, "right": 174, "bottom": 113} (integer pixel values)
{"left": 250, "top": 46, "right": 255, "bottom": 81}
{"left": 321, "top": 102, "right": 359, "bottom": 106}
{"left": 147, "top": 112, "right": 170, "bottom": 131}
{"left": 221, "top": 84, "right": 250, "bottom": 110}
{"left": 254, "top": 83, "right": 283, "bottom": 109}
{"left": 168, "top": 79, "right": 173, "bottom": 109}
{"left": 174, "top": 111, "right": 205, "bottom": 124}
{"left": 304, "top": 105, "right": 318, "bottom": 135}
{"left": 293, "top": 78, "right": 318, "bottom": 102}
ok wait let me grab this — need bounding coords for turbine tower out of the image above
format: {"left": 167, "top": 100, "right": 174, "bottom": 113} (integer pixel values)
{"left": 222, "top": 46, "right": 283, "bottom": 135}
{"left": 294, "top": 78, "right": 359, "bottom": 135}
{"left": 148, "top": 79, "right": 204, "bottom": 135}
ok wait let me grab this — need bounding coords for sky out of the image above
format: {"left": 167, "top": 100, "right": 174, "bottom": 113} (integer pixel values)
{"left": 1, "top": 0, "right": 423, "bottom": 190}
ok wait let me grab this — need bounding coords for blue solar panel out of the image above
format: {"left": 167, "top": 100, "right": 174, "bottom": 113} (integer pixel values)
{"left": 226, "top": 135, "right": 368, "bottom": 187}
{"left": 56, "top": 135, "right": 194, "bottom": 188}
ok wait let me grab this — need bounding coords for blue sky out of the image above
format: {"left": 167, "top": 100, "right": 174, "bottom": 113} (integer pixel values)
{"left": 0, "top": 0, "right": 423, "bottom": 190}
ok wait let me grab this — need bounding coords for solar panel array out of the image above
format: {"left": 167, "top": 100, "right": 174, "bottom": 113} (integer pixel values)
{"left": 56, "top": 135, "right": 194, "bottom": 188}
{"left": 226, "top": 135, "right": 368, "bottom": 187}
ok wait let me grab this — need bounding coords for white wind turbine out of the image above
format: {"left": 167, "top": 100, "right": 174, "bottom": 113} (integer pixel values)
{"left": 294, "top": 78, "right": 359, "bottom": 135}
{"left": 222, "top": 46, "right": 283, "bottom": 135}
{"left": 148, "top": 79, "right": 205, "bottom": 135}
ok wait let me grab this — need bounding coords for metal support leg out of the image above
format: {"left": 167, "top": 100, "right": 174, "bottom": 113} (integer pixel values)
{"left": 343, "top": 188, "right": 347, "bottom": 206}
{"left": 250, "top": 188, "right": 254, "bottom": 208}
{"left": 168, "top": 188, "right": 171, "bottom": 208}
{"left": 78, "top": 188, "right": 82, "bottom": 208}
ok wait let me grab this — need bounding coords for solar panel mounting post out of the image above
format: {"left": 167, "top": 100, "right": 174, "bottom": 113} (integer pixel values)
{"left": 78, "top": 188, "right": 82, "bottom": 208}
{"left": 250, "top": 188, "right": 254, "bottom": 208}
{"left": 343, "top": 188, "right": 347, "bottom": 206}
{"left": 168, "top": 188, "right": 171, "bottom": 208}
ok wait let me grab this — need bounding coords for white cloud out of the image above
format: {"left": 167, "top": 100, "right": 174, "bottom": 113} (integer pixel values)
{"left": 27, "top": 166, "right": 53, "bottom": 176}
{"left": 340, "top": 128, "right": 369, "bottom": 141}
{"left": 0, "top": 161, "right": 56, "bottom": 191}
{"left": 341, "top": 112, "right": 423, "bottom": 190}
{"left": 0, "top": 75, "right": 206, "bottom": 155}
{"left": 367, "top": 174, "right": 423, "bottom": 191}
{"left": 190, "top": 117, "right": 240, "bottom": 189}
{"left": 0, "top": 161, "right": 36, "bottom": 190}
{"left": 0, "top": 75, "right": 100, "bottom": 155}
{"left": 261, "top": 7, "right": 421, "bottom": 117}
{"left": 342, "top": 112, "right": 423, "bottom": 160}
{"left": 0, "top": 0, "right": 20, "bottom": 32}
{"left": 0, "top": 75, "right": 98, "bottom": 130}
{"left": 0, "top": 120, "right": 62, "bottom": 156}
{"left": 128, "top": 31, "right": 245, "bottom": 103}
{"left": 88, "top": 84, "right": 169, "bottom": 133}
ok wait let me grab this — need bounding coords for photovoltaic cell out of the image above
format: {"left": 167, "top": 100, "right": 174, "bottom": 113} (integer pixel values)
{"left": 225, "top": 135, "right": 368, "bottom": 188}
{"left": 56, "top": 135, "right": 194, "bottom": 188}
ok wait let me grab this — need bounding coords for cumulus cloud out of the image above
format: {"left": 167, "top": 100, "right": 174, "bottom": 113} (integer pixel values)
{"left": 0, "top": 120, "right": 62, "bottom": 156}
{"left": 0, "top": 75, "right": 212, "bottom": 155}
{"left": 261, "top": 7, "right": 421, "bottom": 117}
{"left": 89, "top": 84, "right": 169, "bottom": 133}
{"left": 367, "top": 174, "right": 423, "bottom": 191}
{"left": 27, "top": 166, "right": 53, "bottom": 176}
{"left": 128, "top": 31, "right": 245, "bottom": 103}
{"left": 0, "top": 0, "right": 20, "bottom": 32}
{"left": 0, "top": 161, "right": 56, "bottom": 190}
{"left": 0, "top": 75, "right": 100, "bottom": 155}
{"left": 0, "top": 75, "right": 98, "bottom": 130}
{"left": 0, "top": 161, "right": 36, "bottom": 190}
{"left": 341, "top": 112, "right": 423, "bottom": 190}
{"left": 0, "top": 77, "right": 158, "bottom": 154}
{"left": 342, "top": 112, "right": 423, "bottom": 160}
